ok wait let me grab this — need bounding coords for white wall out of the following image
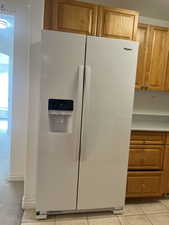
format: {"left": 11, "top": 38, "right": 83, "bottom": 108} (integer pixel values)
{"left": 0, "top": 0, "right": 31, "bottom": 181}
{"left": 23, "top": 0, "right": 169, "bottom": 208}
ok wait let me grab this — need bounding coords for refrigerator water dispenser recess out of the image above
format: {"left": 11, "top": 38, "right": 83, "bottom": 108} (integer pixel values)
{"left": 48, "top": 99, "right": 74, "bottom": 133}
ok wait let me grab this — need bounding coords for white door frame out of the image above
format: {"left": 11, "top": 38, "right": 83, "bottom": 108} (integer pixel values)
{"left": 0, "top": 0, "right": 31, "bottom": 181}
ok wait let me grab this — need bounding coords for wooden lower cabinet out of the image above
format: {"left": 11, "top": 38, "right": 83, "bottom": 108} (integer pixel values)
{"left": 127, "top": 172, "right": 163, "bottom": 198}
{"left": 127, "top": 131, "right": 169, "bottom": 198}
{"left": 130, "top": 131, "right": 166, "bottom": 145}
{"left": 128, "top": 145, "right": 164, "bottom": 170}
{"left": 163, "top": 145, "right": 169, "bottom": 193}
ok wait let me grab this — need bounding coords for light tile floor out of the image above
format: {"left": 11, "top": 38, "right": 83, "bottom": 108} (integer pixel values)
{"left": 21, "top": 198, "right": 169, "bottom": 225}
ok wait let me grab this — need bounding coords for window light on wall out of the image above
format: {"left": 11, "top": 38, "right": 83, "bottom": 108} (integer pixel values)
{"left": 0, "top": 18, "right": 10, "bottom": 29}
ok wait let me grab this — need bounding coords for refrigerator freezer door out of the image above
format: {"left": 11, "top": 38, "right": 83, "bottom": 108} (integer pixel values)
{"left": 78, "top": 36, "right": 138, "bottom": 210}
{"left": 36, "top": 31, "right": 86, "bottom": 212}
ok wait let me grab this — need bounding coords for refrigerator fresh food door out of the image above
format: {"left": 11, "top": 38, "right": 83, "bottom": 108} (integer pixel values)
{"left": 78, "top": 36, "right": 138, "bottom": 210}
{"left": 36, "top": 31, "right": 86, "bottom": 212}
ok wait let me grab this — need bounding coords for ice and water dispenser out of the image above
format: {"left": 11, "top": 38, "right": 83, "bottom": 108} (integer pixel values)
{"left": 48, "top": 99, "right": 73, "bottom": 133}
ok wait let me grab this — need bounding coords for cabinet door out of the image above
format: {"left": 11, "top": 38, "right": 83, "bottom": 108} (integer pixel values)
{"left": 166, "top": 133, "right": 169, "bottom": 145}
{"left": 142, "top": 146, "right": 164, "bottom": 170}
{"left": 45, "top": 0, "right": 98, "bottom": 35}
{"left": 135, "top": 24, "right": 149, "bottom": 89}
{"left": 127, "top": 172, "right": 163, "bottom": 198}
{"left": 44, "top": 0, "right": 53, "bottom": 29}
{"left": 128, "top": 148, "right": 142, "bottom": 169}
{"left": 129, "top": 145, "right": 164, "bottom": 170}
{"left": 127, "top": 176, "right": 143, "bottom": 197}
{"left": 163, "top": 146, "right": 169, "bottom": 194}
{"left": 145, "top": 26, "right": 169, "bottom": 91}
{"left": 165, "top": 53, "right": 169, "bottom": 91}
{"left": 97, "top": 6, "right": 138, "bottom": 40}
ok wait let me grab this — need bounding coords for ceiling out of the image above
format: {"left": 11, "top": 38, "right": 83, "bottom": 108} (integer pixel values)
{"left": 114, "top": 0, "right": 169, "bottom": 21}
{"left": 84, "top": 0, "right": 169, "bottom": 21}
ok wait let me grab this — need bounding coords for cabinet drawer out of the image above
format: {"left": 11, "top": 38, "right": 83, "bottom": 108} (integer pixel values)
{"left": 127, "top": 172, "right": 163, "bottom": 198}
{"left": 131, "top": 131, "right": 166, "bottom": 145}
{"left": 128, "top": 145, "right": 164, "bottom": 170}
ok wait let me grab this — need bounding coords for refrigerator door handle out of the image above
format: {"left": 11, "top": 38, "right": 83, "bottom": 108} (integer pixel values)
{"left": 78, "top": 65, "right": 85, "bottom": 93}
{"left": 75, "top": 65, "right": 85, "bottom": 161}
{"left": 81, "top": 65, "right": 91, "bottom": 161}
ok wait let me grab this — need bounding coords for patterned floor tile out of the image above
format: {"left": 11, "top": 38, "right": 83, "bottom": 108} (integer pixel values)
{"left": 147, "top": 212, "right": 169, "bottom": 225}
{"left": 123, "top": 204, "right": 144, "bottom": 216}
{"left": 139, "top": 201, "right": 168, "bottom": 214}
{"left": 119, "top": 215, "right": 152, "bottom": 225}
{"left": 88, "top": 214, "right": 121, "bottom": 225}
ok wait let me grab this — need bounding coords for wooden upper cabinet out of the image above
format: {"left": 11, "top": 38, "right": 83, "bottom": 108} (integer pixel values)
{"left": 135, "top": 24, "right": 169, "bottom": 92}
{"left": 135, "top": 24, "right": 149, "bottom": 89}
{"left": 145, "top": 26, "right": 169, "bottom": 91}
{"left": 97, "top": 6, "right": 139, "bottom": 40}
{"left": 165, "top": 56, "right": 169, "bottom": 91}
{"left": 44, "top": 0, "right": 53, "bottom": 29}
{"left": 44, "top": 0, "right": 139, "bottom": 40}
{"left": 44, "top": 0, "right": 98, "bottom": 35}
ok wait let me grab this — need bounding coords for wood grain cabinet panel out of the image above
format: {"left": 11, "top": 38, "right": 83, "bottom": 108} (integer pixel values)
{"left": 131, "top": 131, "right": 166, "bottom": 145}
{"left": 127, "top": 172, "right": 163, "bottom": 198}
{"left": 128, "top": 131, "right": 169, "bottom": 198}
{"left": 166, "top": 132, "right": 169, "bottom": 145}
{"left": 135, "top": 24, "right": 149, "bottom": 89}
{"left": 143, "top": 146, "right": 164, "bottom": 169}
{"left": 145, "top": 26, "right": 169, "bottom": 91}
{"left": 163, "top": 143, "right": 169, "bottom": 194}
{"left": 129, "top": 145, "right": 164, "bottom": 170}
{"left": 44, "top": 0, "right": 53, "bottom": 29}
{"left": 129, "top": 149, "right": 143, "bottom": 169}
{"left": 44, "top": 0, "right": 139, "bottom": 40}
{"left": 97, "top": 7, "right": 139, "bottom": 40}
{"left": 45, "top": 0, "right": 98, "bottom": 35}
{"left": 165, "top": 55, "right": 169, "bottom": 91}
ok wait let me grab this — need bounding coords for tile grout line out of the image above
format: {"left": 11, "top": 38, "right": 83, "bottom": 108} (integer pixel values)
{"left": 159, "top": 201, "right": 169, "bottom": 211}
{"left": 144, "top": 214, "right": 155, "bottom": 225}
{"left": 86, "top": 216, "right": 90, "bottom": 225}
{"left": 117, "top": 215, "right": 123, "bottom": 225}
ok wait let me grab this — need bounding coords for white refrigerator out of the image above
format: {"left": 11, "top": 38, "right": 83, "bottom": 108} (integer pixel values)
{"left": 36, "top": 30, "right": 138, "bottom": 218}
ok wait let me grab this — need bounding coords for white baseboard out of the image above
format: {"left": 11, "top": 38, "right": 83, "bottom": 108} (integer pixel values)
{"left": 8, "top": 174, "right": 24, "bottom": 181}
{"left": 22, "top": 196, "right": 36, "bottom": 209}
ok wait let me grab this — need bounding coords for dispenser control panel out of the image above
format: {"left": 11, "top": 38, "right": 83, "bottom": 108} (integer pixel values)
{"left": 48, "top": 99, "right": 73, "bottom": 111}
{"left": 48, "top": 99, "right": 74, "bottom": 133}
